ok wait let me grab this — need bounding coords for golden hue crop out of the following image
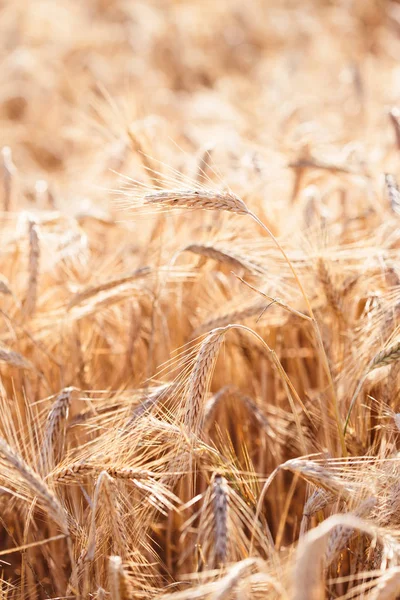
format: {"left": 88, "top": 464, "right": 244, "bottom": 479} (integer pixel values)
{"left": 2, "top": 0, "right": 400, "bottom": 597}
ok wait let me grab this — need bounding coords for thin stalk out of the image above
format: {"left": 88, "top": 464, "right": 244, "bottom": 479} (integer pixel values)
{"left": 248, "top": 211, "right": 346, "bottom": 456}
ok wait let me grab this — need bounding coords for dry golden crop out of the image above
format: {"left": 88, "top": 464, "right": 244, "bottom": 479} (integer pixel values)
{"left": 3, "top": 0, "right": 400, "bottom": 598}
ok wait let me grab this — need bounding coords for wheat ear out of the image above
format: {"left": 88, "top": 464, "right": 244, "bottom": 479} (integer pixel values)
{"left": 184, "top": 327, "right": 227, "bottom": 434}
{"left": 345, "top": 339, "right": 400, "bottom": 434}
{"left": 316, "top": 257, "right": 342, "bottom": 318}
{"left": 39, "top": 387, "right": 75, "bottom": 474}
{"left": 0, "top": 346, "right": 34, "bottom": 370}
{"left": 213, "top": 474, "right": 229, "bottom": 567}
{"left": 23, "top": 220, "right": 40, "bottom": 317}
{"left": 182, "top": 244, "right": 263, "bottom": 274}
{"left": 0, "top": 437, "right": 68, "bottom": 534}
{"left": 141, "top": 189, "right": 249, "bottom": 215}
{"left": 300, "top": 489, "right": 334, "bottom": 537}
{"left": 52, "top": 462, "right": 154, "bottom": 483}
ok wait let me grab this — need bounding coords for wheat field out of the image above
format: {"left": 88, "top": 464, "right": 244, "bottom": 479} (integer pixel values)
{"left": 3, "top": 0, "right": 400, "bottom": 598}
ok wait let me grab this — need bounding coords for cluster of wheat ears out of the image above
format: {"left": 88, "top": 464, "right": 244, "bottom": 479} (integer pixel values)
{"left": 4, "top": 0, "right": 400, "bottom": 598}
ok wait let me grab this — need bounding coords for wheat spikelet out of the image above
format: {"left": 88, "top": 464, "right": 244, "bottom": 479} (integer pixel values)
{"left": 371, "top": 340, "right": 400, "bottom": 369}
{"left": 182, "top": 244, "right": 263, "bottom": 274}
{"left": 23, "top": 219, "right": 40, "bottom": 317}
{"left": 105, "top": 466, "right": 155, "bottom": 480}
{"left": 39, "top": 387, "right": 75, "bottom": 474}
{"left": 52, "top": 462, "right": 154, "bottom": 483}
{"left": 51, "top": 462, "right": 97, "bottom": 482}
{"left": 68, "top": 266, "right": 150, "bottom": 309}
{"left": 282, "top": 458, "right": 349, "bottom": 496}
{"left": 139, "top": 189, "right": 249, "bottom": 215}
{"left": 184, "top": 327, "right": 227, "bottom": 434}
{"left": 316, "top": 257, "right": 342, "bottom": 318}
{"left": 213, "top": 474, "right": 229, "bottom": 567}
{"left": 0, "top": 346, "right": 34, "bottom": 370}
